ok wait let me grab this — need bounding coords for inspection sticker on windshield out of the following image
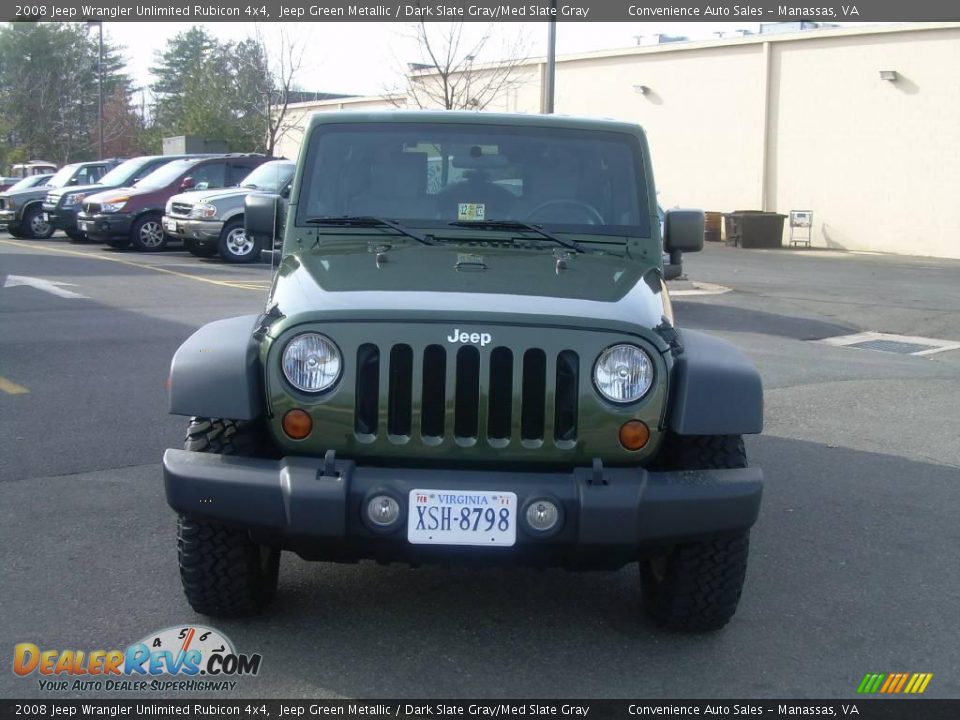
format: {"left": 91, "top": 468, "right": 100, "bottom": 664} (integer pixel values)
{"left": 458, "top": 203, "right": 485, "bottom": 221}
{"left": 408, "top": 489, "right": 516, "bottom": 546}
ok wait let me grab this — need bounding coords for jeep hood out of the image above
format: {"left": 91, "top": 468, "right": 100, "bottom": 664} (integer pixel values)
{"left": 268, "top": 244, "right": 668, "bottom": 331}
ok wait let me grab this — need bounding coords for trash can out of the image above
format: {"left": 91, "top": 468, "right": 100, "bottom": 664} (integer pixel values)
{"left": 704, "top": 211, "right": 722, "bottom": 242}
{"left": 723, "top": 211, "right": 788, "bottom": 248}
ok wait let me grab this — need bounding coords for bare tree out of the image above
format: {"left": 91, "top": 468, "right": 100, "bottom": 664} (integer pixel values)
{"left": 236, "top": 24, "right": 306, "bottom": 156}
{"left": 398, "top": 22, "right": 530, "bottom": 111}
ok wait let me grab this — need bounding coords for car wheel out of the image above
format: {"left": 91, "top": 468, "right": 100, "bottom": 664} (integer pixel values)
{"left": 184, "top": 238, "right": 218, "bottom": 258}
{"left": 22, "top": 205, "right": 54, "bottom": 239}
{"left": 66, "top": 230, "right": 87, "bottom": 243}
{"left": 6, "top": 222, "right": 25, "bottom": 238}
{"left": 177, "top": 418, "right": 280, "bottom": 617}
{"left": 640, "top": 434, "right": 751, "bottom": 631}
{"left": 218, "top": 219, "right": 261, "bottom": 264}
{"left": 130, "top": 215, "right": 167, "bottom": 252}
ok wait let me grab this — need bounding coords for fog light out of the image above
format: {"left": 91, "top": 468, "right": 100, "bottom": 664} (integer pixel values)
{"left": 367, "top": 495, "right": 400, "bottom": 527}
{"left": 525, "top": 500, "right": 560, "bottom": 532}
{"left": 282, "top": 409, "right": 313, "bottom": 440}
{"left": 619, "top": 420, "right": 650, "bottom": 451}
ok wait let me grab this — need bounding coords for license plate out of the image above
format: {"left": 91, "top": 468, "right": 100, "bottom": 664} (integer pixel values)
{"left": 163, "top": 219, "right": 178, "bottom": 233}
{"left": 78, "top": 221, "right": 89, "bottom": 231}
{"left": 408, "top": 489, "right": 517, "bottom": 546}
{"left": 42, "top": 212, "right": 49, "bottom": 221}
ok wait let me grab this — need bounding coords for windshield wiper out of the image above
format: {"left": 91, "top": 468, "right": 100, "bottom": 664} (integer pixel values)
{"left": 448, "top": 220, "right": 583, "bottom": 253}
{"left": 305, "top": 216, "right": 434, "bottom": 246}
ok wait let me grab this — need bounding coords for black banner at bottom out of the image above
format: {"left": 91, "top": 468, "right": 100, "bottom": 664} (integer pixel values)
{"left": 0, "top": 700, "right": 958, "bottom": 720}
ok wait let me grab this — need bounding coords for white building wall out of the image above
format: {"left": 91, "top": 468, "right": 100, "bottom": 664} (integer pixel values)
{"left": 276, "top": 24, "right": 960, "bottom": 259}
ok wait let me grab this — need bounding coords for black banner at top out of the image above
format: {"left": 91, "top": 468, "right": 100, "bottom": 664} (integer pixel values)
{"left": 4, "top": 0, "right": 960, "bottom": 23}
{"left": 0, "top": 700, "right": 959, "bottom": 720}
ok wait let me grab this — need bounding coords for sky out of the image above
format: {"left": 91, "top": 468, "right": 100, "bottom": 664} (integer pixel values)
{"left": 105, "top": 21, "right": 890, "bottom": 99}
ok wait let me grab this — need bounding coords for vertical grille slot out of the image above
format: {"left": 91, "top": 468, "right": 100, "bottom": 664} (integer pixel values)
{"left": 487, "top": 348, "right": 513, "bottom": 440}
{"left": 454, "top": 346, "right": 480, "bottom": 439}
{"left": 554, "top": 350, "right": 579, "bottom": 442}
{"left": 421, "top": 344, "right": 446, "bottom": 437}
{"left": 387, "top": 344, "right": 413, "bottom": 437}
{"left": 355, "top": 344, "right": 380, "bottom": 435}
{"left": 521, "top": 349, "right": 547, "bottom": 440}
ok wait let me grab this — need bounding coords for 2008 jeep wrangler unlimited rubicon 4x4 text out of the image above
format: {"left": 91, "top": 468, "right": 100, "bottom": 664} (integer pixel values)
{"left": 163, "top": 112, "right": 764, "bottom": 631}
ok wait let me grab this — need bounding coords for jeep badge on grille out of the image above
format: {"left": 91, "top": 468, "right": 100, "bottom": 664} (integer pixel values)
{"left": 447, "top": 328, "right": 492, "bottom": 347}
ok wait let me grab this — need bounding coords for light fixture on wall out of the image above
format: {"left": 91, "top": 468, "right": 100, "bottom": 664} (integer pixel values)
{"left": 879, "top": 70, "right": 899, "bottom": 82}
{"left": 633, "top": 84, "right": 650, "bottom": 95}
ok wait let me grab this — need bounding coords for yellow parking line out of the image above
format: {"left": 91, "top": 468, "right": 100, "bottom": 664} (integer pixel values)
{"left": 0, "top": 376, "right": 29, "bottom": 395}
{"left": 0, "top": 239, "right": 265, "bottom": 292}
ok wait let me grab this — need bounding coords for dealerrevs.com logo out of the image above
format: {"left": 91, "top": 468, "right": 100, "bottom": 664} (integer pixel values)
{"left": 13, "top": 625, "right": 262, "bottom": 692}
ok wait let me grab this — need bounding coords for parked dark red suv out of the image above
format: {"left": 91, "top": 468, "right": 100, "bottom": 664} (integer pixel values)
{"left": 77, "top": 154, "right": 271, "bottom": 251}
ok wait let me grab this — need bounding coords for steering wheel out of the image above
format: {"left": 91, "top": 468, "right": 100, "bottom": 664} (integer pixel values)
{"left": 525, "top": 199, "right": 604, "bottom": 225}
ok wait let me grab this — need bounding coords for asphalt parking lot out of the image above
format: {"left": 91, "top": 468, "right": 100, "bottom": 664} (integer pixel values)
{"left": 1, "top": 234, "right": 958, "bottom": 699}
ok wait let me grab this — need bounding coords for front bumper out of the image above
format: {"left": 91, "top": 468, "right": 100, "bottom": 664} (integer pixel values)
{"left": 76, "top": 211, "right": 133, "bottom": 240}
{"left": 163, "top": 449, "right": 763, "bottom": 567}
{"left": 0, "top": 209, "right": 18, "bottom": 226}
{"left": 161, "top": 215, "right": 223, "bottom": 242}
{"left": 42, "top": 204, "right": 79, "bottom": 232}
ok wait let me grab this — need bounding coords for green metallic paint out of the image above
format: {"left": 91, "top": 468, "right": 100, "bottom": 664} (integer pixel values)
{"left": 256, "top": 111, "right": 676, "bottom": 466}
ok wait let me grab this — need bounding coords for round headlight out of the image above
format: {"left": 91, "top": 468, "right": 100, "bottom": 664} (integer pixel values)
{"left": 282, "top": 333, "right": 341, "bottom": 393}
{"left": 593, "top": 344, "right": 654, "bottom": 403}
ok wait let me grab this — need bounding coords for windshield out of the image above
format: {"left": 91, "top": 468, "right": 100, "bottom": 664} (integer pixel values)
{"left": 98, "top": 158, "right": 157, "bottom": 186}
{"left": 240, "top": 161, "right": 294, "bottom": 192}
{"left": 133, "top": 160, "right": 193, "bottom": 190}
{"left": 297, "top": 123, "right": 650, "bottom": 239}
{"left": 7, "top": 175, "right": 49, "bottom": 192}
{"left": 47, "top": 164, "right": 80, "bottom": 188}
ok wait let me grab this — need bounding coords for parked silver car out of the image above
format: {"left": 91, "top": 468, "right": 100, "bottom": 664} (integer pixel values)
{"left": 162, "top": 160, "right": 294, "bottom": 263}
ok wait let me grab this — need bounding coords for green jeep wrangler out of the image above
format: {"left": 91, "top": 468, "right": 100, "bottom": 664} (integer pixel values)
{"left": 163, "top": 112, "right": 764, "bottom": 631}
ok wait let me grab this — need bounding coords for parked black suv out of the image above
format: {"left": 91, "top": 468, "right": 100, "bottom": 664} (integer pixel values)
{"left": 78, "top": 154, "right": 271, "bottom": 252}
{"left": 0, "top": 160, "right": 121, "bottom": 239}
{"left": 43, "top": 155, "right": 197, "bottom": 243}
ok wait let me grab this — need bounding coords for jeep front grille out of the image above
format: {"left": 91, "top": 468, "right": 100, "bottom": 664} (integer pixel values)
{"left": 353, "top": 343, "right": 579, "bottom": 447}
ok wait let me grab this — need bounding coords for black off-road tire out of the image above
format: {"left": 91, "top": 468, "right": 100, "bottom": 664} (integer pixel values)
{"left": 184, "top": 238, "right": 218, "bottom": 258}
{"left": 6, "top": 222, "right": 25, "bottom": 238}
{"left": 177, "top": 417, "right": 280, "bottom": 617}
{"left": 641, "top": 434, "right": 751, "bottom": 631}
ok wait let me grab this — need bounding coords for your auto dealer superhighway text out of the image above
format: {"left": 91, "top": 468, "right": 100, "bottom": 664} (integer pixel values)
{"left": 278, "top": 5, "right": 592, "bottom": 18}
{"left": 279, "top": 705, "right": 589, "bottom": 717}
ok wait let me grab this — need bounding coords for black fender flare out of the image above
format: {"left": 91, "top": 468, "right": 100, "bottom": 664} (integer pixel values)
{"left": 169, "top": 315, "right": 263, "bottom": 420}
{"left": 668, "top": 329, "right": 763, "bottom": 435}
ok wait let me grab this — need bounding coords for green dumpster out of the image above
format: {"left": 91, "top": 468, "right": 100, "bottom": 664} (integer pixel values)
{"left": 723, "top": 211, "right": 787, "bottom": 248}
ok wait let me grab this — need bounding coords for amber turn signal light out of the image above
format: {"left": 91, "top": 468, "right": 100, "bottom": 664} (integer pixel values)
{"left": 282, "top": 409, "right": 313, "bottom": 440}
{"left": 619, "top": 420, "right": 650, "bottom": 451}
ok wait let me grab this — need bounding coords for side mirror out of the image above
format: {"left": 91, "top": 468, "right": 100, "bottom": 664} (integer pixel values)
{"left": 280, "top": 184, "right": 291, "bottom": 199}
{"left": 179, "top": 177, "right": 194, "bottom": 191}
{"left": 245, "top": 192, "right": 285, "bottom": 247}
{"left": 664, "top": 209, "right": 705, "bottom": 254}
